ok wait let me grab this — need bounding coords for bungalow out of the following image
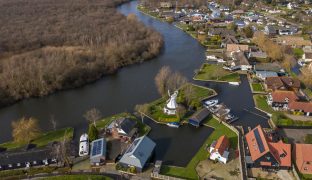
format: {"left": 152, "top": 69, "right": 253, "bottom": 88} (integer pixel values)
{"left": 248, "top": 51, "right": 267, "bottom": 59}
{"left": 110, "top": 117, "right": 138, "bottom": 141}
{"left": 293, "top": 144, "right": 312, "bottom": 175}
{"left": 119, "top": 136, "right": 156, "bottom": 172}
{"left": 208, "top": 28, "right": 235, "bottom": 37}
{"left": 275, "top": 36, "right": 312, "bottom": 48}
{"left": 264, "top": 25, "right": 279, "bottom": 36}
{"left": 255, "top": 71, "right": 278, "bottom": 81}
{"left": 209, "top": 135, "right": 230, "bottom": 164}
{"left": 254, "top": 63, "right": 284, "bottom": 72}
{"left": 288, "top": 101, "right": 312, "bottom": 116}
{"left": 226, "top": 44, "right": 249, "bottom": 53}
{"left": 264, "top": 76, "right": 301, "bottom": 91}
{"left": 90, "top": 138, "right": 107, "bottom": 166}
{"left": 267, "top": 90, "right": 299, "bottom": 110}
{"left": 188, "top": 108, "right": 210, "bottom": 127}
{"left": 231, "top": 51, "right": 252, "bottom": 71}
{"left": 211, "top": 9, "right": 221, "bottom": 19}
{"left": 245, "top": 125, "right": 291, "bottom": 169}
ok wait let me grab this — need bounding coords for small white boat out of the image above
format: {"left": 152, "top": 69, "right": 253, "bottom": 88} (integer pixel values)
{"left": 79, "top": 133, "right": 89, "bottom": 157}
{"left": 216, "top": 58, "right": 226, "bottom": 63}
{"left": 204, "top": 99, "right": 218, "bottom": 108}
{"left": 206, "top": 55, "right": 217, "bottom": 60}
{"left": 229, "top": 82, "right": 239, "bottom": 86}
{"left": 167, "top": 122, "right": 180, "bottom": 128}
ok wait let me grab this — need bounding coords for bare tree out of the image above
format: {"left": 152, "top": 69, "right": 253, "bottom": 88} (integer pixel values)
{"left": 51, "top": 133, "right": 72, "bottom": 167}
{"left": 184, "top": 85, "right": 196, "bottom": 107}
{"left": 12, "top": 117, "right": 41, "bottom": 144}
{"left": 155, "top": 66, "right": 188, "bottom": 96}
{"left": 135, "top": 104, "right": 150, "bottom": 123}
{"left": 155, "top": 66, "right": 171, "bottom": 97}
{"left": 84, "top": 108, "right": 102, "bottom": 126}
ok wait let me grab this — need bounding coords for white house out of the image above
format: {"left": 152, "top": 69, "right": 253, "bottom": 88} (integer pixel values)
{"left": 163, "top": 91, "right": 178, "bottom": 115}
{"left": 209, "top": 135, "right": 230, "bottom": 164}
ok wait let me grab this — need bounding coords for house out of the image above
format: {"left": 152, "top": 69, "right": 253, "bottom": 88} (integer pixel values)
{"left": 119, "top": 136, "right": 156, "bottom": 172}
{"left": 264, "top": 25, "right": 279, "bottom": 36}
{"left": 255, "top": 71, "right": 278, "bottom": 81}
{"left": 267, "top": 90, "right": 299, "bottom": 110}
{"left": 275, "top": 36, "right": 312, "bottom": 48}
{"left": 245, "top": 125, "right": 291, "bottom": 169}
{"left": 231, "top": 51, "right": 252, "bottom": 71}
{"left": 209, "top": 135, "right": 230, "bottom": 164}
{"left": 219, "top": 5, "right": 230, "bottom": 11}
{"left": 302, "top": 46, "right": 312, "bottom": 63}
{"left": 160, "top": 2, "right": 173, "bottom": 8}
{"left": 288, "top": 101, "right": 312, "bottom": 116}
{"left": 211, "top": 9, "right": 221, "bottom": 19}
{"left": 111, "top": 117, "right": 138, "bottom": 140}
{"left": 90, "top": 138, "right": 107, "bottom": 166}
{"left": 264, "top": 76, "right": 301, "bottom": 91}
{"left": 221, "top": 35, "right": 238, "bottom": 48}
{"left": 234, "top": 20, "right": 246, "bottom": 28}
{"left": 293, "top": 144, "right": 312, "bottom": 175}
{"left": 188, "top": 108, "right": 210, "bottom": 127}
{"left": 226, "top": 44, "right": 249, "bottom": 53}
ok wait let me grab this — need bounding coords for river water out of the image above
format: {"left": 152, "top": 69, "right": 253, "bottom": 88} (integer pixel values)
{"left": 0, "top": 0, "right": 269, "bottom": 142}
{"left": 0, "top": 1, "right": 206, "bottom": 142}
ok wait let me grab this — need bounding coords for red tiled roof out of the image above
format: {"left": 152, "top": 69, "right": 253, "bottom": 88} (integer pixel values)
{"left": 268, "top": 140, "right": 292, "bottom": 167}
{"left": 245, "top": 126, "right": 291, "bottom": 168}
{"left": 245, "top": 125, "right": 270, "bottom": 161}
{"left": 215, "top": 135, "right": 230, "bottom": 155}
{"left": 295, "top": 144, "right": 312, "bottom": 174}
{"left": 271, "top": 90, "right": 298, "bottom": 103}
{"left": 289, "top": 101, "right": 312, "bottom": 113}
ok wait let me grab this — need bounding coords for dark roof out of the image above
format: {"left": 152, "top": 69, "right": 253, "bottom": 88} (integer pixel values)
{"left": 208, "top": 28, "right": 235, "bottom": 37}
{"left": 116, "top": 118, "right": 137, "bottom": 135}
{"left": 254, "top": 63, "right": 283, "bottom": 72}
{"left": 233, "top": 51, "right": 249, "bottom": 66}
{"left": 189, "top": 108, "right": 210, "bottom": 123}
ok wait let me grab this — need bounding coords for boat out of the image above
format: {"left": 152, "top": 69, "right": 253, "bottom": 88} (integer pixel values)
{"left": 167, "top": 122, "right": 180, "bottom": 128}
{"left": 208, "top": 104, "right": 222, "bottom": 113}
{"left": 216, "top": 58, "right": 226, "bottom": 63}
{"left": 206, "top": 55, "right": 217, "bottom": 60}
{"left": 79, "top": 133, "right": 89, "bottom": 157}
{"left": 204, "top": 99, "right": 218, "bottom": 108}
{"left": 228, "top": 82, "right": 239, "bottom": 86}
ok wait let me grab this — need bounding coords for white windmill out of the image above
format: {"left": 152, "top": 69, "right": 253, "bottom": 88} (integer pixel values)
{"left": 163, "top": 90, "right": 179, "bottom": 115}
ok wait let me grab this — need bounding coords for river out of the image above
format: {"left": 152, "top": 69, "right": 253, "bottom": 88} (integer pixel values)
{"left": 0, "top": 1, "right": 206, "bottom": 142}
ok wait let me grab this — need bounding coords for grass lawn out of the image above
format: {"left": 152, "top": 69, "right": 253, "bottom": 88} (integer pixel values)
{"left": 43, "top": 175, "right": 112, "bottom": 180}
{"left": 194, "top": 63, "right": 240, "bottom": 82}
{"left": 0, "top": 127, "right": 74, "bottom": 150}
{"left": 160, "top": 117, "right": 238, "bottom": 179}
{"left": 94, "top": 112, "right": 151, "bottom": 136}
{"left": 251, "top": 83, "right": 264, "bottom": 92}
{"left": 148, "top": 83, "right": 215, "bottom": 123}
{"left": 253, "top": 94, "right": 273, "bottom": 113}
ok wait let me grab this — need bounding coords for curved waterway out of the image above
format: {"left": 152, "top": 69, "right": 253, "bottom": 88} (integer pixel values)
{"left": 0, "top": 1, "right": 206, "bottom": 142}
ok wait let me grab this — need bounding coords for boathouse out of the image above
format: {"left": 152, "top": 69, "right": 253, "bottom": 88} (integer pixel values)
{"left": 188, "top": 108, "right": 210, "bottom": 127}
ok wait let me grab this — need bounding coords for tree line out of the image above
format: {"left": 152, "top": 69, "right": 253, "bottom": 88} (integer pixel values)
{"left": 0, "top": 0, "right": 163, "bottom": 107}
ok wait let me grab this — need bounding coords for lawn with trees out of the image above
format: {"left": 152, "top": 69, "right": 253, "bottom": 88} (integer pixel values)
{"left": 194, "top": 63, "right": 241, "bottom": 82}
{"left": 160, "top": 117, "right": 238, "bottom": 179}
